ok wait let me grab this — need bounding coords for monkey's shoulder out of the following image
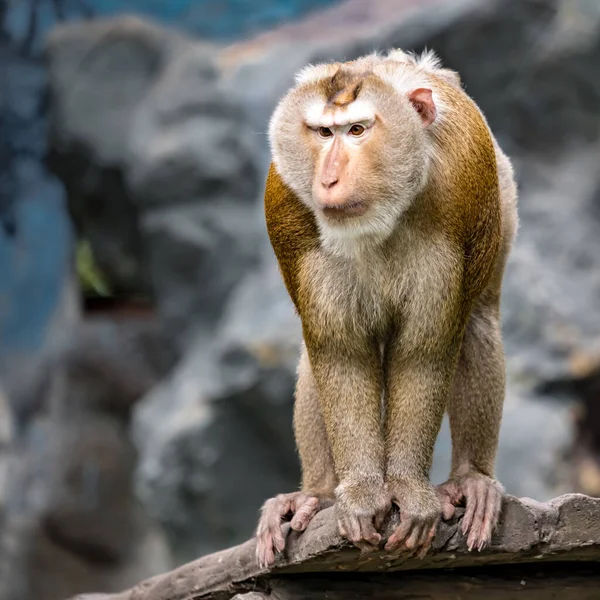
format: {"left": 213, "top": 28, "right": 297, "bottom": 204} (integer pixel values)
{"left": 264, "top": 164, "right": 319, "bottom": 308}
{"left": 264, "top": 164, "right": 319, "bottom": 254}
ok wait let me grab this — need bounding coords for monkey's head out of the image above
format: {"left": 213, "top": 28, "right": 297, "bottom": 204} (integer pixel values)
{"left": 269, "top": 51, "right": 443, "bottom": 249}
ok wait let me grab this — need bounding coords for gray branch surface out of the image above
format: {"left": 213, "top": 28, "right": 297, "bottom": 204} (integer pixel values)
{"left": 69, "top": 494, "right": 600, "bottom": 600}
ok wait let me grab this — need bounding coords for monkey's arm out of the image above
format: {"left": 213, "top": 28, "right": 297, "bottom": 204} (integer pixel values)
{"left": 305, "top": 331, "right": 390, "bottom": 547}
{"left": 437, "top": 301, "right": 505, "bottom": 552}
{"left": 256, "top": 347, "right": 336, "bottom": 569}
{"left": 383, "top": 336, "right": 461, "bottom": 554}
{"left": 263, "top": 165, "right": 389, "bottom": 549}
{"left": 383, "top": 248, "right": 467, "bottom": 556}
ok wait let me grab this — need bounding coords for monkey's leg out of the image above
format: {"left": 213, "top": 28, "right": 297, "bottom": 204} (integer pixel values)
{"left": 437, "top": 305, "right": 505, "bottom": 551}
{"left": 256, "top": 345, "right": 336, "bottom": 568}
{"left": 383, "top": 331, "right": 461, "bottom": 558}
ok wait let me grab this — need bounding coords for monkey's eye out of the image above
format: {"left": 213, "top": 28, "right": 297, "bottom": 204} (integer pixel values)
{"left": 318, "top": 127, "right": 333, "bottom": 138}
{"left": 349, "top": 124, "right": 365, "bottom": 136}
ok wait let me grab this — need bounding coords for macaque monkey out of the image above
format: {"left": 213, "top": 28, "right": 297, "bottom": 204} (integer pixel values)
{"left": 255, "top": 49, "right": 518, "bottom": 568}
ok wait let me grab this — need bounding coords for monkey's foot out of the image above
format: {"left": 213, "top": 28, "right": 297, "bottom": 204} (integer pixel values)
{"left": 256, "top": 491, "right": 332, "bottom": 568}
{"left": 437, "top": 474, "right": 504, "bottom": 551}
{"left": 384, "top": 480, "right": 441, "bottom": 558}
{"left": 335, "top": 480, "right": 391, "bottom": 551}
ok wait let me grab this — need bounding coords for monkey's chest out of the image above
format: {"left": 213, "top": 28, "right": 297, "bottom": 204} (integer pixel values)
{"left": 349, "top": 266, "right": 408, "bottom": 329}
{"left": 305, "top": 255, "right": 409, "bottom": 336}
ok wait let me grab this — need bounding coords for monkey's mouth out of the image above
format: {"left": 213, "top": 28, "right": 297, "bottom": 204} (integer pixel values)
{"left": 321, "top": 201, "right": 368, "bottom": 219}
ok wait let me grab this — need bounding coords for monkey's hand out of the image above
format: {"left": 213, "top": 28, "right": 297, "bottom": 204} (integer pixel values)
{"left": 256, "top": 491, "right": 333, "bottom": 568}
{"left": 334, "top": 479, "right": 391, "bottom": 550}
{"left": 384, "top": 479, "right": 441, "bottom": 558}
{"left": 436, "top": 473, "right": 504, "bottom": 552}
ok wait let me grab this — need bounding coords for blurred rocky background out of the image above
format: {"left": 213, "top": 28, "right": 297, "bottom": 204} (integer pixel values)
{"left": 1, "top": 0, "right": 600, "bottom": 598}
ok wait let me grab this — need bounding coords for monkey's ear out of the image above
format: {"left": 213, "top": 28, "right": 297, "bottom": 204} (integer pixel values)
{"left": 408, "top": 88, "right": 436, "bottom": 127}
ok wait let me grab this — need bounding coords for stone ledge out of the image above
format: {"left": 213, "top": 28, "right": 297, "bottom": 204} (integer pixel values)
{"left": 69, "top": 494, "right": 600, "bottom": 600}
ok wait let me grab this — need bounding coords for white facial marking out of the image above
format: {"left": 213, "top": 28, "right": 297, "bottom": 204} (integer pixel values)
{"left": 304, "top": 100, "right": 330, "bottom": 127}
{"left": 304, "top": 99, "right": 376, "bottom": 129}
{"left": 334, "top": 100, "right": 375, "bottom": 126}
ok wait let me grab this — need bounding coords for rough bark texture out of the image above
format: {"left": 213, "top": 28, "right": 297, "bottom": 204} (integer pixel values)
{"left": 68, "top": 493, "right": 600, "bottom": 600}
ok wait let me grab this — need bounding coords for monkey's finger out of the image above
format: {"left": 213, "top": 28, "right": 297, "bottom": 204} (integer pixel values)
{"left": 437, "top": 482, "right": 461, "bottom": 521}
{"left": 277, "top": 494, "right": 294, "bottom": 518}
{"left": 415, "top": 521, "right": 438, "bottom": 559}
{"left": 270, "top": 510, "right": 287, "bottom": 551}
{"left": 357, "top": 516, "right": 382, "bottom": 547}
{"left": 339, "top": 514, "right": 362, "bottom": 544}
{"left": 256, "top": 534, "right": 276, "bottom": 569}
{"left": 448, "top": 481, "right": 463, "bottom": 505}
{"left": 415, "top": 520, "right": 435, "bottom": 551}
{"left": 477, "top": 485, "right": 503, "bottom": 551}
{"left": 466, "top": 482, "right": 488, "bottom": 551}
{"left": 461, "top": 488, "right": 478, "bottom": 538}
{"left": 258, "top": 499, "right": 289, "bottom": 554}
{"left": 337, "top": 518, "right": 348, "bottom": 538}
{"left": 290, "top": 497, "right": 320, "bottom": 531}
{"left": 258, "top": 518, "right": 285, "bottom": 556}
{"left": 404, "top": 522, "right": 425, "bottom": 550}
{"left": 384, "top": 519, "right": 413, "bottom": 551}
{"left": 439, "top": 496, "right": 456, "bottom": 521}
{"left": 414, "top": 527, "right": 434, "bottom": 559}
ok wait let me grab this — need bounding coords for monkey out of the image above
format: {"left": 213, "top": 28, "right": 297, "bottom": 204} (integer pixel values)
{"left": 255, "top": 48, "right": 518, "bottom": 568}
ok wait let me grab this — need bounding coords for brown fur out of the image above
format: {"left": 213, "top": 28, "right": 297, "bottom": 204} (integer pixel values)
{"left": 256, "top": 49, "right": 517, "bottom": 567}
{"left": 326, "top": 70, "right": 364, "bottom": 107}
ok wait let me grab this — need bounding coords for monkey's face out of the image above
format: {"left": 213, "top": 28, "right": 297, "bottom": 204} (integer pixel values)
{"left": 269, "top": 60, "right": 438, "bottom": 247}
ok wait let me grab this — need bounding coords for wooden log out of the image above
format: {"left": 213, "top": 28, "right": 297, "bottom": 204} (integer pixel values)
{"left": 67, "top": 494, "right": 600, "bottom": 600}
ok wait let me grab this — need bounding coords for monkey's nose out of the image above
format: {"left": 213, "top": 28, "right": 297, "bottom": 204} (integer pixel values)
{"left": 321, "top": 176, "right": 338, "bottom": 189}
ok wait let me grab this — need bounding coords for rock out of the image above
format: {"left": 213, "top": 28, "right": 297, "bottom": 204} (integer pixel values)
{"left": 133, "top": 264, "right": 302, "bottom": 559}
{"left": 46, "top": 16, "right": 262, "bottom": 344}
{"left": 538, "top": 349, "right": 600, "bottom": 497}
{"left": 48, "top": 313, "right": 177, "bottom": 417}
{"left": 42, "top": 414, "right": 139, "bottom": 564}
{"left": 0, "top": 385, "right": 14, "bottom": 530}
{"left": 0, "top": 411, "right": 171, "bottom": 600}
{"left": 0, "top": 312, "right": 175, "bottom": 600}
{"left": 65, "top": 493, "right": 600, "bottom": 600}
